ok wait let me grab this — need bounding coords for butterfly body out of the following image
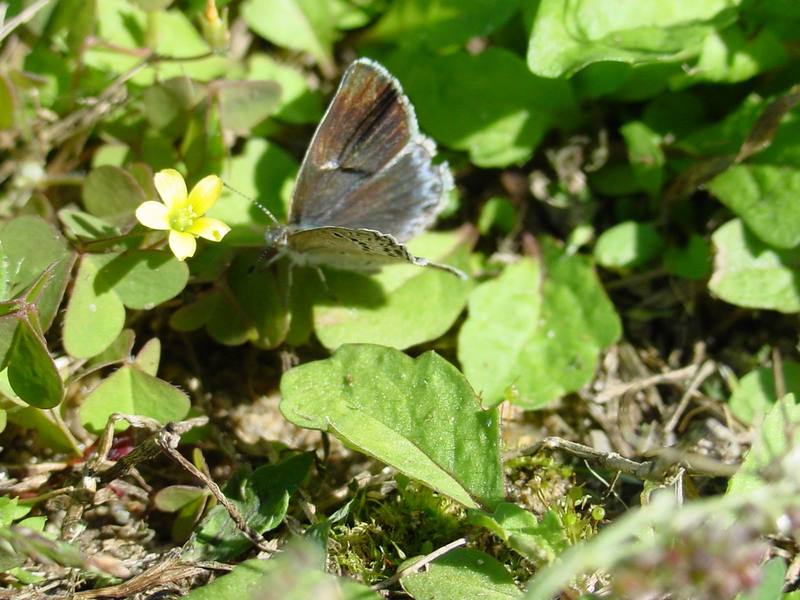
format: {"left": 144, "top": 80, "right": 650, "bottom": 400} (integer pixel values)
{"left": 266, "top": 58, "right": 466, "bottom": 279}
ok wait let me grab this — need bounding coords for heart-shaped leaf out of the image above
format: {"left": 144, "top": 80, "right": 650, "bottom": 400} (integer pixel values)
{"left": 79, "top": 364, "right": 190, "bottom": 432}
{"left": 459, "top": 241, "right": 621, "bottom": 408}
{"left": 280, "top": 344, "right": 504, "bottom": 509}
{"left": 64, "top": 251, "right": 188, "bottom": 358}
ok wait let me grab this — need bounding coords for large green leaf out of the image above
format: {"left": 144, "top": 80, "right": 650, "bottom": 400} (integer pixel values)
{"left": 79, "top": 364, "right": 190, "bottom": 432}
{"left": 401, "top": 548, "right": 522, "bottom": 600}
{"left": 709, "top": 219, "right": 800, "bottom": 312}
{"left": 280, "top": 345, "right": 504, "bottom": 509}
{"left": 459, "top": 243, "right": 621, "bottom": 408}
{"left": 241, "top": 0, "right": 336, "bottom": 75}
{"left": 390, "top": 48, "right": 575, "bottom": 167}
{"left": 708, "top": 165, "right": 800, "bottom": 249}
{"left": 310, "top": 230, "right": 473, "bottom": 351}
{"left": 527, "top": 0, "right": 741, "bottom": 77}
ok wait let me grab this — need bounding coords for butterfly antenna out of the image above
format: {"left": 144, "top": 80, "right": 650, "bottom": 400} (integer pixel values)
{"left": 222, "top": 182, "right": 280, "bottom": 225}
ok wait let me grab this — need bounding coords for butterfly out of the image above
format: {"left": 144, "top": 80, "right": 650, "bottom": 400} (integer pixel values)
{"left": 262, "top": 58, "right": 466, "bottom": 280}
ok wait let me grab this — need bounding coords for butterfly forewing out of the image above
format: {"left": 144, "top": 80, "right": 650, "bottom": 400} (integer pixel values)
{"left": 289, "top": 59, "right": 449, "bottom": 241}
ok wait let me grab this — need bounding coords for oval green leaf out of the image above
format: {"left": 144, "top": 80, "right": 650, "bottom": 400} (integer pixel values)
{"left": 280, "top": 344, "right": 504, "bottom": 509}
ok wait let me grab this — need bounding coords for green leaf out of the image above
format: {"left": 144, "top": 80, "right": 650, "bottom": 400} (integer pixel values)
{"left": 478, "top": 197, "right": 518, "bottom": 236}
{"left": 0, "top": 242, "right": 8, "bottom": 302}
{"left": 467, "top": 503, "right": 567, "bottom": 564}
{"left": 241, "top": 0, "right": 336, "bottom": 75}
{"left": 708, "top": 165, "right": 800, "bottom": 249}
{"left": 154, "top": 485, "right": 207, "bottom": 512}
{"left": 390, "top": 48, "right": 575, "bottom": 167}
{"left": 739, "top": 557, "right": 787, "bottom": 600}
{"left": 0, "top": 75, "right": 16, "bottom": 130}
{"left": 186, "top": 540, "right": 380, "bottom": 600}
{"left": 62, "top": 254, "right": 126, "bottom": 359}
{"left": 63, "top": 251, "right": 188, "bottom": 358}
{"left": 79, "top": 365, "right": 190, "bottom": 432}
{"left": 184, "top": 453, "right": 313, "bottom": 561}
{"left": 171, "top": 254, "right": 290, "bottom": 348}
{"left": 4, "top": 404, "right": 81, "bottom": 455}
{"left": 82, "top": 165, "right": 148, "bottom": 219}
{"left": 85, "top": 329, "right": 136, "bottom": 372}
{"left": 94, "top": 250, "right": 189, "bottom": 310}
{"left": 0, "top": 497, "right": 31, "bottom": 527}
{"left": 459, "top": 246, "right": 621, "bottom": 409}
{"left": 689, "top": 26, "right": 787, "bottom": 84}
{"left": 280, "top": 345, "right": 504, "bottom": 509}
{"left": 85, "top": 0, "right": 231, "bottom": 82}
{"left": 594, "top": 221, "right": 665, "bottom": 269}
{"left": 728, "top": 394, "right": 800, "bottom": 495}
{"left": 709, "top": 219, "right": 800, "bottom": 312}
{"left": 7, "top": 313, "right": 63, "bottom": 409}
{"left": 663, "top": 234, "right": 712, "bottom": 280}
{"left": 526, "top": 0, "right": 740, "bottom": 77}
{"left": 58, "top": 209, "right": 120, "bottom": 242}
{"left": 143, "top": 76, "right": 202, "bottom": 131}
{"left": 214, "top": 80, "right": 281, "bottom": 134}
{"left": 365, "top": 0, "right": 519, "bottom": 51}
{"left": 0, "top": 216, "right": 69, "bottom": 298}
{"left": 134, "top": 338, "right": 161, "bottom": 376}
{"left": 247, "top": 54, "right": 323, "bottom": 124}
{"left": 401, "top": 548, "right": 522, "bottom": 600}
{"left": 620, "top": 121, "right": 665, "bottom": 198}
{"left": 728, "top": 361, "right": 800, "bottom": 425}
{"left": 185, "top": 559, "right": 274, "bottom": 600}
{"left": 311, "top": 230, "right": 473, "bottom": 351}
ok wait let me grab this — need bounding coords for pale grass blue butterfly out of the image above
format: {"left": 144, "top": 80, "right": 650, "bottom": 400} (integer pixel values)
{"left": 259, "top": 58, "right": 466, "bottom": 280}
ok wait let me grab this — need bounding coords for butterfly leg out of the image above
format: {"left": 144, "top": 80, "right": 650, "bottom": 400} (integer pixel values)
{"left": 414, "top": 257, "right": 468, "bottom": 280}
{"left": 312, "top": 267, "right": 340, "bottom": 302}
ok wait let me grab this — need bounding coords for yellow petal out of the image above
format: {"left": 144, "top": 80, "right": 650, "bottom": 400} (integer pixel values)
{"left": 168, "top": 230, "right": 197, "bottom": 261}
{"left": 154, "top": 169, "right": 188, "bottom": 209}
{"left": 135, "top": 201, "right": 170, "bottom": 230}
{"left": 187, "top": 175, "right": 222, "bottom": 215}
{"left": 188, "top": 216, "right": 231, "bottom": 241}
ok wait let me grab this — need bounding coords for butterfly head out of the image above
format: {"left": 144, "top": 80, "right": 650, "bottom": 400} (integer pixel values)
{"left": 264, "top": 225, "right": 289, "bottom": 249}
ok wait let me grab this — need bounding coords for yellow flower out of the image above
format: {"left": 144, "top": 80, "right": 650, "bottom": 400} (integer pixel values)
{"left": 135, "top": 169, "right": 230, "bottom": 261}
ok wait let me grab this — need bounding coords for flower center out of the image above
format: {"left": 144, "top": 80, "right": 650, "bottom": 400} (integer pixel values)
{"left": 169, "top": 205, "right": 197, "bottom": 232}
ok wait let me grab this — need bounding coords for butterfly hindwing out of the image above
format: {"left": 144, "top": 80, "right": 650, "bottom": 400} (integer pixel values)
{"left": 289, "top": 59, "right": 450, "bottom": 242}
{"left": 286, "top": 226, "right": 465, "bottom": 278}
